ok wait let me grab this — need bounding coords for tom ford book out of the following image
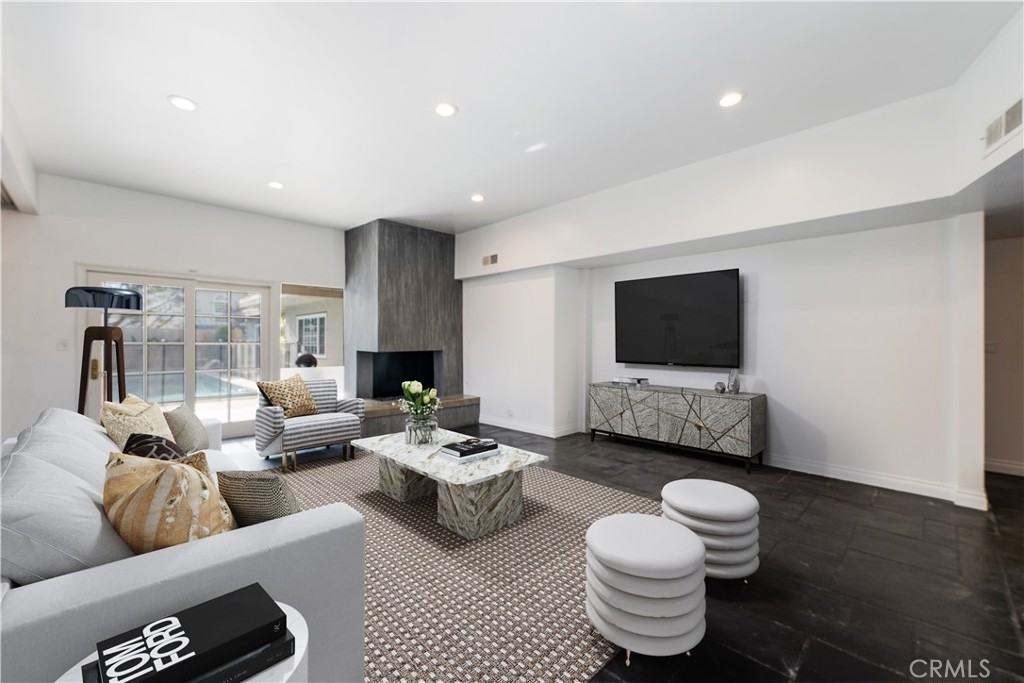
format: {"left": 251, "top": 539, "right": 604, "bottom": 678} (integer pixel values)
{"left": 95, "top": 583, "right": 286, "bottom": 683}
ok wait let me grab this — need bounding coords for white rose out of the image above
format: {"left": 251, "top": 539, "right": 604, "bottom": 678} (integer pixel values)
{"left": 428, "top": 388, "right": 437, "bottom": 399}
{"left": 401, "top": 380, "right": 410, "bottom": 391}
{"left": 409, "top": 381, "right": 423, "bottom": 395}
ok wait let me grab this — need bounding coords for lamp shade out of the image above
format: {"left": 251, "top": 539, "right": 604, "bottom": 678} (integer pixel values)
{"left": 65, "top": 286, "right": 142, "bottom": 311}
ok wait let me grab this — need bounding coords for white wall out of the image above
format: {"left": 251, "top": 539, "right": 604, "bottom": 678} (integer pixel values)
{"left": 456, "top": 88, "right": 958, "bottom": 280}
{"left": 1, "top": 174, "right": 346, "bottom": 438}
{"left": 553, "top": 266, "right": 583, "bottom": 437}
{"left": 954, "top": 8, "right": 1024, "bottom": 186}
{"left": 587, "top": 217, "right": 986, "bottom": 507}
{"left": 1, "top": 87, "right": 39, "bottom": 213}
{"left": 985, "top": 235, "right": 1024, "bottom": 476}
{"left": 463, "top": 267, "right": 559, "bottom": 436}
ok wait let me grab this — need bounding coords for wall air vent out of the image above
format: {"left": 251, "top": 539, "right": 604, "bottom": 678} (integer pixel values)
{"left": 1004, "top": 99, "right": 1022, "bottom": 135}
{"left": 984, "top": 98, "right": 1023, "bottom": 157}
{"left": 985, "top": 116, "right": 1004, "bottom": 149}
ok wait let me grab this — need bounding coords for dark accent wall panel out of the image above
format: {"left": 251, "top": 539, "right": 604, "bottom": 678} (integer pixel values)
{"left": 344, "top": 219, "right": 464, "bottom": 397}
{"left": 343, "top": 221, "right": 380, "bottom": 396}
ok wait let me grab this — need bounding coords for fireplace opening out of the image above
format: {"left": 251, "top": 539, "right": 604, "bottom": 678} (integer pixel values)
{"left": 364, "top": 350, "right": 437, "bottom": 399}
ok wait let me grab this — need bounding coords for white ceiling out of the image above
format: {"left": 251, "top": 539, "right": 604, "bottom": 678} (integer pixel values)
{"left": 2, "top": 2, "right": 1019, "bottom": 233}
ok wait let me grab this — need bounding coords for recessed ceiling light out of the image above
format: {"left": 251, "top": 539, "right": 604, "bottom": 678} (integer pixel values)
{"left": 718, "top": 91, "right": 745, "bottom": 108}
{"left": 470, "top": 194, "right": 485, "bottom": 203}
{"left": 268, "top": 181, "right": 285, "bottom": 190}
{"left": 525, "top": 142, "right": 548, "bottom": 153}
{"left": 435, "top": 102, "right": 459, "bottom": 117}
{"left": 167, "top": 95, "right": 199, "bottom": 111}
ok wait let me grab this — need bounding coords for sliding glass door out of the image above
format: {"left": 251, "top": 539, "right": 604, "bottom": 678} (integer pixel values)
{"left": 87, "top": 271, "right": 269, "bottom": 436}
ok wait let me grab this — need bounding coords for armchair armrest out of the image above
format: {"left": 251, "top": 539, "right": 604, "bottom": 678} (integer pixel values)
{"left": 1, "top": 503, "right": 365, "bottom": 683}
{"left": 200, "top": 416, "right": 222, "bottom": 450}
{"left": 337, "top": 397, "right": 365, "bottom": 419}
{"left": 255, "top": 404, "right": 285, "bottom": 452}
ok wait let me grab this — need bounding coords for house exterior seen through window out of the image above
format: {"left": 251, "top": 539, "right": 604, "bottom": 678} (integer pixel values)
{"left": 296, "top": 312, "right": 327, "bottom": 357}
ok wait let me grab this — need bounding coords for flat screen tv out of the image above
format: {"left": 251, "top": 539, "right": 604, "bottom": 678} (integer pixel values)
{"left": 615, "top": 268, "right": 740, "bottom": 368}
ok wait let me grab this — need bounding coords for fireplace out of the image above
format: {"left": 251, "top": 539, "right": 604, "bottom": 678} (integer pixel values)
{"left": 357, "top": 350, "right": 441, "bottom": 399}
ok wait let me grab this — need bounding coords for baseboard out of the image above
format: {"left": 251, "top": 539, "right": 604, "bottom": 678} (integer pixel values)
{"left": 985, "top": 459, "right": 1024, "bottom": 477}
{"left": 479, "top": 415, "right": 579, "bottom": 439}
{"left": 954, "top": 489, "right": 990, "bottom": 511}
{"left": 767, "top": 452, "right": 986, "bottom": 507}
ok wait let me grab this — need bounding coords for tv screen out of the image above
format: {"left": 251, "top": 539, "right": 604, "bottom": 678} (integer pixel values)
{"left": 615, "top": 268, "right": 740, "bottom": 368}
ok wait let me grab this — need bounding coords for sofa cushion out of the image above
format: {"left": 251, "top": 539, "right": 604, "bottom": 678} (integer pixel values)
{"left": 2, "top": 409, "right": 115, "bottom": 492}
{"left": 165, "top": 404, "right": 210, "bottom": 453}
{"left": 123, "top": 433, "right": 187, "bottom": 461}
{"left": 101, "top": 401, "right": 175, "bottom": 451}
{"left": 257, "top": 374, "right": 319, "bottom": 419}
{"left": 0, "top": 452, "right": 134, "bottom": 585}
{"left": 104, "top": 453, "right": 236, "bottom": 554}
{"left": 217, "top": 470, "right": 300, "bottom": 527}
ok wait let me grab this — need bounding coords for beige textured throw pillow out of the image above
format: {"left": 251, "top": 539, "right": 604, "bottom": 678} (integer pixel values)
{"left": 256, "top": 374, "right": 318, "bottom": 419}
{"left": 165, "top": 404, "right": 209, "bottom": 453}
{"left": 104, "top": 452, "right": 236, "bottom": 554}
{"left": 217, "top": 470, "right": 301, "bottom": 527}
{"left": 101, "top": 401, "right": 175, "bottom": 451}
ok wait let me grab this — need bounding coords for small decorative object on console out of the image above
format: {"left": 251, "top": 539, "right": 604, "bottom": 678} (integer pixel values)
{"left": 93, "top": 583, "right": 287, "bottom": 683}
{"left": 727, "top": 369, "right": 740, "bottom": 394}
{"left": 612, "top": 377, "right": 649, "bottom": 386}
{"left": 714, "top": 382, "right": 726, "bottom": 394}
{"left": 398, "top": 380, "right": 441, "bottom": 445}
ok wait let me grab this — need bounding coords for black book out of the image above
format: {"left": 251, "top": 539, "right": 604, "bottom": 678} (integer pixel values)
{"left": 82, "top": 660, "right": 101, "bottom": 683}
{"left": 95, "top": 583, "right": 286, "bottom": 683}
{"left": 85, "top": 632, "right": 295, "bottom": 683}
{"left": 440, "top": 438, "right": 499, "bottom": 457}
{"left": 188, "top": 630, "right": 295, "bottom": 683}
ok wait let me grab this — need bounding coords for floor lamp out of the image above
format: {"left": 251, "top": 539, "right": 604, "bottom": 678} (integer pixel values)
{"left": 65, "top": 286, "right": 143, "bottom": 414}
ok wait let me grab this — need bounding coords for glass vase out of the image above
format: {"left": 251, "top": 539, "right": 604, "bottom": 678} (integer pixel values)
{"left": 405, "top": 415, "right": 438, "bottom": 445}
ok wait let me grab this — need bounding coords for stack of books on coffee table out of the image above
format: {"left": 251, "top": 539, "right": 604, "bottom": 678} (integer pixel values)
{"left": 439, "top": 438, "right": 499, "bottom": 463}
{"left": 83, "top": 583, "right": 294, "bottom": 683}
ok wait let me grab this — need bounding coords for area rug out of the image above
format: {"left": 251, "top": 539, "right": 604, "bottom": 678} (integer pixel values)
{"left": 284, "top": 452, "right": 661, "bottom": 683}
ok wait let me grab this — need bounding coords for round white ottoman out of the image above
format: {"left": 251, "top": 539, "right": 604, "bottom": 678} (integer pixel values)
{"left": 661, "top": 479, "right": 760, "bottom": 580}
{"left": 585, "top": 513, "right": 707, "bottom": 663}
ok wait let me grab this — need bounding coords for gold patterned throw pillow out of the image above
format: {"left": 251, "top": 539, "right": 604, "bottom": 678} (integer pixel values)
{"left": 256, "top": 374, "right": 318, "bottom": 418}
{"left": 103, "top": 452, "right": 236, "bottom": 554}
{"left": 101, "top": 399, "right": 176, "bottom": 451}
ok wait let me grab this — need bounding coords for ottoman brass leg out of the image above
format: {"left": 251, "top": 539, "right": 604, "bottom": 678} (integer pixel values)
{"left": 281, "top": 453, "right": 288, "bottom": 473}
{"left": 626, "top": 649, "right": 631, "bottom": 667}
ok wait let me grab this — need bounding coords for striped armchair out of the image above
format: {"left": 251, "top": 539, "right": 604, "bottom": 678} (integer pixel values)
{"left": 255, "top": 378, "right": 365, "bottom": 471}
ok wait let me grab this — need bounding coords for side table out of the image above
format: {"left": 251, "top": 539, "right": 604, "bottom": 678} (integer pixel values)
{"left": 55, "top": 602, "right": 308, "bottom": 683}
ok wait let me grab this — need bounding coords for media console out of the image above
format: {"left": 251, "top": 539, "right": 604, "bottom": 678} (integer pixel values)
{"left": 589, "top": 382, "right": 767, "bottom": 472}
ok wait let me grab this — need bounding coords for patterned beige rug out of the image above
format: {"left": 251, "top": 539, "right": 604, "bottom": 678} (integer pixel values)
{"left": 284, "top": 451, "right": 660, "bottom": 683}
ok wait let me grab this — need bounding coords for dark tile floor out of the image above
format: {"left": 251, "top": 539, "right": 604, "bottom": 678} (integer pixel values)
{"left": 253, "top": 426, "right": 1024, "bottom": 683}
{"left": 456, "top": 426, "right": 1024, "bottom": 683}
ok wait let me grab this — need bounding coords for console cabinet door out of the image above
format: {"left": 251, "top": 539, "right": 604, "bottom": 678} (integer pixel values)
{"left": 621, "top": 388, "right": 659, "bottom": 440}
{"left": 590, "top": 386, "right": 624, "bottom": 434}
{"left": 699, "top": 396, "right": 752, "bottom": 457}
{"left": 659, "top": 392, "right": 701, "bottom": 448}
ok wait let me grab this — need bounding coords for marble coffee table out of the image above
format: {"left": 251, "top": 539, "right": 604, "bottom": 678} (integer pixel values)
{"left": 352, "top": 429, "right": 548, "bottom": 539}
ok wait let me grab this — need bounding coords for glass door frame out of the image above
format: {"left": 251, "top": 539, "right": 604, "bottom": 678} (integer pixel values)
{"left": 85, "top": 268, "right": 274, "bottom": 439}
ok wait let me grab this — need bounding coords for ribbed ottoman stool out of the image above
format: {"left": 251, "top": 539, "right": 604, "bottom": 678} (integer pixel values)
{"left": 585, "top": 513, "right": 706, "bottom": 665}
{"left": 661, "top": 479, "right": 760, "bottom": 579}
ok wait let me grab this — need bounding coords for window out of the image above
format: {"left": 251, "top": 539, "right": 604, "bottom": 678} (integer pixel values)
{"left": 296, "top": 313, "right": 327, "bottom": 357}
{"left": 89, "top": 271, "right": 268, "bottom": 437}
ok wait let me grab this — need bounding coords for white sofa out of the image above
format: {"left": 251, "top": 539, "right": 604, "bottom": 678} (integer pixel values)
{"left": 0, "top": 407, "right": 365, "bottom": 683}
